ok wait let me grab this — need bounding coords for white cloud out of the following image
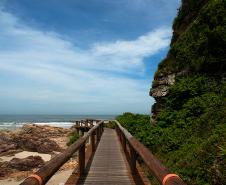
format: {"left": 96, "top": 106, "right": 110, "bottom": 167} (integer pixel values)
{"left": 0, "top": 8, "right": 171, "bottom": 114}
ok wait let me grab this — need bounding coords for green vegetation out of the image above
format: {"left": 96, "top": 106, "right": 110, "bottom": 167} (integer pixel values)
{"left": 173, "top": 0, "right": 204, "bottom": 31}
{"left": 117, "top": 1, "right": 226, "bottom": 184}
{"left": 104, "top": 121, "right": 116, "bottom": 129}
{"left": 117, "top": 97, "right": 226, "bottom": 185}
{"left": 67, "top": 132, "right": 80, "bottom": 146}
{"left": 158, "top": 0, "right": 226, "bottom": 75}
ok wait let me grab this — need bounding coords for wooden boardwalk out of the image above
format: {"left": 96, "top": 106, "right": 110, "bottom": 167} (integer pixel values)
{"left": 77, "top": 128, "right": 135, "bottom": 185}
{"left": 20, "top": 121, "right": 186, "bottom": 185}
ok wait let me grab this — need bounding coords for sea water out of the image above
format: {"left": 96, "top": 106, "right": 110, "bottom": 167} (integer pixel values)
{"left": 0, "top": 114, "right": 116, "bottom": 130}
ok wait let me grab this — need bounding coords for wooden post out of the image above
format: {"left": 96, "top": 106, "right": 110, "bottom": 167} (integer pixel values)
{"left": 97, "top": 127, "right": 100, "bottom": 141}
{"left": 101, "top": 124, "right": 103, "bottom": 134}
{"left": 78, "top": 129, "right": 82, "bottom": 136}
{"left": 99, "top": 126, "right": 101, "bottom": 138}
{"left": 100, "top": 124, "right": 102, "bottom": 134}
{"left": 91, "top": 132, "right": 95, "bottom": 153}
{"left": 120, "top": 131, "right": 123, "bottom": 143}
{"left": 116, "top": 125, "right": 119, "bottom": 136}
{"left": 122, "top": 134, "right": 126, "bottom": 152}
{"left": 129, "top": 144, "right": 137, "bottom": 174}
{"left": 79, "top": 144, "right": 85, "bottom": 175}
{"left": 81, "top": 120, "right": 83, "bottom": 127}
{"left": 96, "top": 127, "right": 98, "bottom": 141}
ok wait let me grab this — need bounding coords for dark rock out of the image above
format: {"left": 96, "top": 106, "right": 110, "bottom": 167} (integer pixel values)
{"left": 21, "top": 124, "right": 69, "bottom": 138}
{"left": 14, "top": 134, "right": 61, "bottom": 153}
{"left": 0, "top": 149, "right": 22, "bottom": 157}
{"left": 0, "top": 161, "right": 12, "bottom": 178}
{"left": 9, "top": 156, "right": 44, "bottom": 171}
{"left": 0, "top": 130, "right": 19, "bottom": 155}
{"left": 0, "top": 124, "right": 68, "bottom": 158}
{"left": 0, "top": 143, "right": 17, "bottom": 154}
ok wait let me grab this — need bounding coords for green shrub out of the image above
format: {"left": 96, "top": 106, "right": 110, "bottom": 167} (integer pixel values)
{"left": 104, "top": 121, "right": 116, "bottom": 129}
{"left": 158, "top": 0, "right": 226, "bottom": 76}
{"left": 117, "top": 1, "right": 226, "bottom": 184}
{"left": 67, "top": 132, "right": 80, "bottom": 146}
{"left": 117, "top": 77, "right": 226, "bottom": 184}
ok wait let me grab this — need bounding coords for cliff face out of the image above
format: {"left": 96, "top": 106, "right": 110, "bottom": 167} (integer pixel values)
{"left": 150, "top": 0, "right": 226, "bottom": 118}
{"left": 148, "top": 1, "right": 226, "bottom": 184}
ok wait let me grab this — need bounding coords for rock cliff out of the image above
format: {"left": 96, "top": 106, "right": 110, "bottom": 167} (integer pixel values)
{"left": 148, "top": 0, "right": 226, "bottom": 184}
{"left": 150, "top": 0, "right": 226, "bottom": 118}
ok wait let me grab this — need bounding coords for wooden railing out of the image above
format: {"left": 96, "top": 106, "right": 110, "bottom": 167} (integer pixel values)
{"left": 20, "top": 120, "right": 187, "bottom": 185}
{"left": 20, "top": 121, "right": 104, "bottom": 185}
{"left": 115, "top": 120, "right": 186, "bottom": 185}
{"left": 73, "top": 119, "right": 101, "bottom": 128}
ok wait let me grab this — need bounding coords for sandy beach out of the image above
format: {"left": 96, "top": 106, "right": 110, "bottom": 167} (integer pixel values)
{"left": 0, "top": 151, "right": 51, "bottom": 162}
{"left": 0, "top": 169, "right": 74, "bottom": 185}
{"left": 0, "top": 124, "right": 78, "bottom": 185}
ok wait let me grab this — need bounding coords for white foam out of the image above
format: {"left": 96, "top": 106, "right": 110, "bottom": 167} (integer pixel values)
{"left": 34, "top": 122, "right": 73, "bottom": 127}
{"left": 0, "top": 122, "right": 74, "bottom": 129}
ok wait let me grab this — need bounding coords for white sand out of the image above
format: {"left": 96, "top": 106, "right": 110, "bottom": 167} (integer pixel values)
{"left": 0, "top": 179, "right": 23, "bottom": 185}
{"left": 0, "top": 170, "right": 73, "bottom": 185}
{"left": 46, "top": 170, "right": 73, "bottom": 185}
{"left": 0, "top": 151, "right": 51, "bottom": 162}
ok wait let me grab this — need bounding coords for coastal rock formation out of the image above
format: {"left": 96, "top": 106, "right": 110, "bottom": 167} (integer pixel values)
{"left": 0, "top": 156, "right": 44, "bottom": 178}
{"left": 0, "top": 124, "right": 72, "bottom": 181}
{"left": 0, "top": 161, "right": 12, "bottom": 178}
{"left": 0, "top": 124, "right": 70, "bottom": 155}
{"left": 9, "top": 156, "right": 44, "bottom": 171}
{"left": 150, "top": 73, "right": 175, "bottom": 98}
{"left": 0, "top": 130, "right": 20, "bottom": 156}
{"left": 13, "top": 134, "right": 61, "bottom": 153}
{"left": 149, "top": 0, "right": 226, "bottom": 184}
{"left": 0, "top": 143, "right": 17, "bottom": 154}
{"left": 21, "top": 124, "right": 69, "bottom": 137}
{"left": 150, "top": 0, "right": 225, "bottom": 117}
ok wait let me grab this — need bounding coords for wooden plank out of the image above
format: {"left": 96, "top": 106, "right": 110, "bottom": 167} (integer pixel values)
{"left": 77, "top": 128, "right": 135, "bottom": 185}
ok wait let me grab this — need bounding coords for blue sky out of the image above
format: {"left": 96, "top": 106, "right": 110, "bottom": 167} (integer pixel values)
{"left": 0, "top": 0, "right": 180, "bottom": 115}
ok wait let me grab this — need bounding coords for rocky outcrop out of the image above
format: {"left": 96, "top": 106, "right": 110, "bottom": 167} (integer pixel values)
{"left": 0, "top": 124, "right": 72, "bottom": 181}
{"left": 0, "top": 156, "right": 44, "bottom": 178}
{"left": 21, "top": 124, "right": 69, "bottom": 137}
{"left": 0, "top": 130, "right": 20, "bottom": 156}
{"left": 0, "top": 124, "right": 70, "bottom": 156}
{"left": 0, "top": 143, "right": 17, "bottom": 154}
{"left": 9, "top": 156, "right": 44, "bottom": 171}
{"left": 149, "top": 0, "right": 210, "bottom": 118}
{"left": 150, "top": 73, "right": 175, "bottom": 98}
{"left": 172, "top": 0, "right": 208, "bottom": 43}
{"left": 13, "top": 134, "right": 62, "bottom": 153}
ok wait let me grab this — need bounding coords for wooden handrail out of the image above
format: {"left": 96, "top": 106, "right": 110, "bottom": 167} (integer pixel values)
{"left": 115, "top": 120, "right": 186, "bottom": 185}
{"left": 20, "top": 121, "right": 104, "bottom": 185}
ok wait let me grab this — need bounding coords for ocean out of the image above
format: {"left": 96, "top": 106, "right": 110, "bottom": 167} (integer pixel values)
{"left": 0, "top": 114, "right": 116, "bottom": 130}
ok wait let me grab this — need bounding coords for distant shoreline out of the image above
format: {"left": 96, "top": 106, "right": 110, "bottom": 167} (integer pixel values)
{"left": 0, "top": 114, "right": 116, "bottom": 130}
